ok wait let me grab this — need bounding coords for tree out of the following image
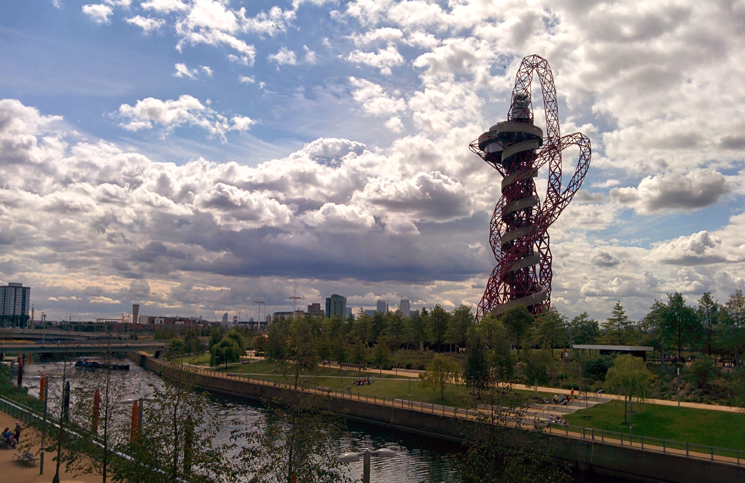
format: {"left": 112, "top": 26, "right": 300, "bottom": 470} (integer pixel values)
{"left": 656, "top": 293, "right": 702, "bottom": 359}
{"left": 232, "top": 393, "right": 352, "bottom": 483}
{"left": 210, "top": 336, "right": 242, "bottom": 368}
{"left": 383, "top": 311, "right": 406, "bottom": 350}
{"left": 184, "top": 329, "right": 205, "bottom": 355}
{"left": 266, "top": 323, "right": 286, "bottom": 362}
{"left": 458, "top": 382, "right": 569, "bottom": 483}
{"left": 604, "top": 354, "right": 653, "bottom": 424}
{"left": 568, "top": 312, "right": 599, "bottom": 345}
{"left": 419, "top": 354, "right": 461, "bottom": 400}
{"left": 225, "top": 330, "right": 246, "bottom": 352}
{"left": 723, "top": 289, "right": 745, "bottom": 364}
{"left": 209, "top": 326, "right": 225, "bottom": 348}
{"left": 501, "top": 305, "right": 533, "bottom": 359}
{"left": 446, "top": 305, "right": 474, "bottom": 350}
{"left": 287, "top": 317, "right": 318, "bottom": 389}
{"left": 66, "top": 353, "right": 131, "bottom": 483}
{"left": 427, "top": 305, "right": 450, "bottom": 350}
{"left": 167, "top": 337, "right": 186, "bottom": 358}
{"left": 523, "top": 350, "right": 550, "bottom": 396}
{"left": 113, "top": 365, "right": 229, "bottom": 483}
{"left": 407, "top": 309, "right": 427, "bottom": 351}
{"left": 463, "top": 326, "right": 489, "bottom": 394}
{"left": 533, "top": 308, "right": 568, "bottom": 351}
{"left": 698, "top": 292, "right": 721, "bottom": 356}
{"left": 371, "top": 339, "right": 389, "bottom": 373}
{"left": 602, "top": 301, "right": 632, "bottom": 345}
{"left": 350, "top": 338, "right": 368, "bottom": 366}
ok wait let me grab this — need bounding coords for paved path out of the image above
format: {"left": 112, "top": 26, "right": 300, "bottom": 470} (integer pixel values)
{"left": 0, "top": 409, "right": 86, "bottom": 483}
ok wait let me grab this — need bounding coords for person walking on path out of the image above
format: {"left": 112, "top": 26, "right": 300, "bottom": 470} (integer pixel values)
{"left": 13, "top": 422, "right": 21, "bottom": 444}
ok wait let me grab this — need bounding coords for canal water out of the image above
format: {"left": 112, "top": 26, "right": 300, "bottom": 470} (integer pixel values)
{"left": 21, "top": 360, "right": 632, "bottom": 483}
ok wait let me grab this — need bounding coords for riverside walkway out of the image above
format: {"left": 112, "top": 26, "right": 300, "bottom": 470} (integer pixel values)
{"left": 162, "top": 358, "right": 745, "bottom": 468}
{"left": 0, "top": 409, "right": 85, "bottom": 483}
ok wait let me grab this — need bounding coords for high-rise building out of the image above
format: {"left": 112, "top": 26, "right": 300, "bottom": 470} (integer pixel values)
{"left": 132, "top": 304, "right": 140, "bottom": 324}
{"left": 307, "top": 303, "right": 323, "bottom": 317}
{"left": 222, "top": 312, "right": 228, "bottom": 323}
{"left": 399, "top": 298, "right": 411, "bottom": 317}
{"left": 325, "top": 294, "right": 346, "bottom": 319}
{"left": 0, "top": 282, "right": 30, "bottom": 328}
{"left": 346, "top": 307, "right": 353, "bottom": 319}
{"left": 364, "top": 309, "right": 376, "bottom": 317}
{"left": 376, "top": 299, "right": 388, "bottom": 314}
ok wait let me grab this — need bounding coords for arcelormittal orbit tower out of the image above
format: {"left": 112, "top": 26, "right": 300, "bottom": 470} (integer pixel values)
{"left": 470, "top": 55, "right": 591, "bottom": 322}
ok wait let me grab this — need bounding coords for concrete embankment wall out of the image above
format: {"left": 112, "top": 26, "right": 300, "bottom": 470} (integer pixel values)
{"left": 131, "top": 353, "right": 745, "bottom": 483}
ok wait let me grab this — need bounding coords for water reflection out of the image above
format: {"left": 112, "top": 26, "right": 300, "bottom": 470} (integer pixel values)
{"left": 21, "top": 360, "right": 632, "bottom": 483}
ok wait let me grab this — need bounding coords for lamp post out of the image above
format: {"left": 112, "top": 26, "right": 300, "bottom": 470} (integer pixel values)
{"left": 338, "top": 448, "right": 395, "bottom": 483}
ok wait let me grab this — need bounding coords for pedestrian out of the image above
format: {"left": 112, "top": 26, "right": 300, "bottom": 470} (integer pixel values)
{"left": 14, "top": 422, "right": 21, "bottom": 443}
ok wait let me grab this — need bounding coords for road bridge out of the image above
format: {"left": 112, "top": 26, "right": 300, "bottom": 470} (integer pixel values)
{"left": 0, "top": 342, "right": 165, "bottom": 354}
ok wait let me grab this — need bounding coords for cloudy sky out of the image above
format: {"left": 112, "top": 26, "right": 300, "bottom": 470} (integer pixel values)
{"left": 1, "top": 0, "right": 744, "bottom": 322}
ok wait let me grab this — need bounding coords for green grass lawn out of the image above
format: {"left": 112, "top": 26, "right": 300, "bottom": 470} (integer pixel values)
{"left": 565, "top": 399, "right": 745, "bottom": 451}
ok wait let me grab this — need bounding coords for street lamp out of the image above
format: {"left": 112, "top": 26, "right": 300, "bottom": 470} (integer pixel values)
{"left": 338, "top": 447, "right": 395, "bottom": 483}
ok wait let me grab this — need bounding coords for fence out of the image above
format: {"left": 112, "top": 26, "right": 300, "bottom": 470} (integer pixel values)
{"left": 150, "top": 359, "right": 745, "bottom": 467}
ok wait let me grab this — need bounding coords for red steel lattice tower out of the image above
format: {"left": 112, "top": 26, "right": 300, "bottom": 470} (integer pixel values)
{"left": 470, "top": 55, "right": 592, "bottom": 322}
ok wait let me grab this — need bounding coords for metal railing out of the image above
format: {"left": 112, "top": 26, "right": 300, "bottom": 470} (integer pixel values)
{"left": 150, "top": 359, "right": 745, "bottom": 467}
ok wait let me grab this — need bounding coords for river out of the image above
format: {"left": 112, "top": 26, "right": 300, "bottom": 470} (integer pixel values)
{"left": 20, "top": 359, "right": 632, "bottom": 483}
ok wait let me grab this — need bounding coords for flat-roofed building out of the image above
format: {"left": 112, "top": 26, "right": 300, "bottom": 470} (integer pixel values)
{"left": 399, "top": 298, "right": 410, "bottom": 317}
{"left": 0, "top": 282, "right": 30, "bottom": 328}
{"left": 376, "top": 299, "right": 388, "bottom": 314}
{"left": 325, "top": 294, "right": 346, "bottom": 319}
{"left": 572, "top": 345, "right": 654, "bottom": 360}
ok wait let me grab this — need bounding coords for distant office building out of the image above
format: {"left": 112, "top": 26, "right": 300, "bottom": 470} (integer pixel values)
{"left": 0, "top": 282, "right": 30, "bottom": 328}
{"left": 364, "top": 309, "right": 376, "bottom": 317}
{"left": 132, "top": 304, "right": 140, "bottom": 324}
{"left": 346, "top": 307, "right": 353, "bottom": 319}
{"left": 138, "top": 315, "right": 149, "bottom": 324}
{"left": 221, "top": 312, "right": 228, "bottom": 323}
{"left": 325, "top": 294, "right": 346, "bottom": 319}
{"left": 400, "top": 298, "right": 411, "bottom": 317}
{"left": 307, "top": 303, "right": 323, "bottom": 317}
{"left": 272, "top": 310, "right": 305, "bottom": 321}
{"left": 376, "top": 299, "right": 388, "bottom": 314}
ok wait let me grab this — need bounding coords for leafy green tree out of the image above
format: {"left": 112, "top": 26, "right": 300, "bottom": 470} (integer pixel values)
{"left": 232, "top": 393, "right": 352, "bottom": 483}
{"left": 266, "top": 323, "right": 287, "bottom": 362}
{"left": 427, "top": 305, "right": 450, "bottom": 350}
{"left": 602, "top": 301, "right": 632, "bottom": 345}
{"left": 723, "top": 289, "right": 745, "bottom": 363}
{"left": 419, "top": 353, "right": 461, "bottom": 400}
{"left": 370, "top": 312, "right": 387, "bottom": 345}
{"left": 66, "top": 355, "right": 131, "bottom": 483}
{"left": 210, "top": 336, "right": 242, "bottom": 368}
{"left": 458, "top": 384, "right": 570, "bottom": 483}
{"left": 287, "top": 317, "right": 318, "bottom": 389}
{"left": 351, "top": 311, "right": 372, "bottom": 345}
{"left": 463, "top": 326, "right": 489, "bottom": 394}
{"left": 501, "top": 305, "right": 533, "bottom": 359}
{"left": 350, "top": 338, "right": 368, "bottom": 366}
{"left": 371, "top": 338, "right": 389, "bottom": 373}
{"left": 113, "top": 365, "right": 229, "bottom": 483}
{"left": 533, "top": 307, "right": 568, "bottom": 351}
{"left": 656, "top": 293, "right": 702, "bottom": 359}
{"left": 523, "top": 350, "right": 550, "bottom": 396}
{"left": 209, "top": 326, "right": 225, "bottom": 348}
{"left": 407, "top": 309, "right": 427, "bottom": 351}
{"left": 604, "top": 354, "right": 653, "bottom": 423}
{"left": 167, "top": 337, "right": 186, "bottom": 358}
{"left": 225, "top": 330, "right": 246, "bottom": 352}
{"left": 383, "top": 311, "right": 406, "bottom": 350}
{"left": 697, "top": 292, "right": 721, "bottom": 356}
{"left": 569, "top": 312, "right": 599, "bottom": 345}
{"left": 581, "top": 354, "right": 614, "bottom": 383}
{"left": 446, "top": 305, "right": 474, "bottom": 350}
{"left": 184, "top": 329, "right": 205, "bottom": 355}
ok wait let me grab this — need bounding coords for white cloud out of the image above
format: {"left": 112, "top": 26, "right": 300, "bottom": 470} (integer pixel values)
{"left": 347, "top": 45, "right": 404, "bottom": 74}
{"left": 238, "top": 75, "right": 255, "bottom": 84}
{"left": 268, "top": 47, "right": 297, "bottom": 66}
{"left": 125, "top": 15, "right": 164, "bottom": 33}
{"left": 117, "top": 95, "right": 254, "bottom": 141}
{"left": 140, "top": 0, "right": 188, "bottom": 13}
{"left": 610, "top": 170, "right": 731, "bottom": 214}
{"left": 82, "top": 4, "right": 113, "bottom": 24}
{"left": 172, "top": 63, "right": 212, "bottom": 79}
{"left": 303, "top": 45, "right": 317, "bottom": 64}
{"left": 349, "top": 77, "right": 405, "bottom": 116}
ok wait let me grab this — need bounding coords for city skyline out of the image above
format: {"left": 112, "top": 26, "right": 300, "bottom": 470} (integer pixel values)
{"left": 1, "top": 1, "right": 744, "bottom": 322}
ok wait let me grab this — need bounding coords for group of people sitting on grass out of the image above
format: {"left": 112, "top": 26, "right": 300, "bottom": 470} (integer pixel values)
{"left": 2, "top": 423, "right": 21, "bottom": 448}
{"left": 353, "top": 377, "right": 372, "bottom": 386}
{"left": 548, "top": 415, "right": 567, "bottom": 425}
